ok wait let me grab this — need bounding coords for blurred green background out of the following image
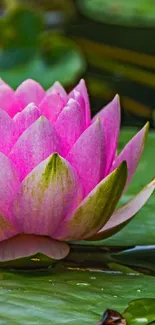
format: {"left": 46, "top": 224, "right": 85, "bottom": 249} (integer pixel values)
{"left": 1, "top": 0, "right": 155, "bottom": 127}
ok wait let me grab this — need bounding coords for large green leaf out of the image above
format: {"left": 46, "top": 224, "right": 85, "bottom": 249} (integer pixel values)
{"left": 0, "top": 269, "right": 154, "bottom": 324}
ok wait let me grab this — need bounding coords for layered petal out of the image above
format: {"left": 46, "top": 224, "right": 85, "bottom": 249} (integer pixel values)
{"left": 89, "top": 179, "right": 155, "bottom": 241}
{"left": 112, "top": 123, "right": 149, "bottom": 190}
{"left": 55, "top": 99, "right": 86, "bottom": 156}
{"left": 0, "top": 153, "right": 20, "bottom": 240}
{"left": 10, "top": 116, "right": 62, "bottom": 180}
{"left": 12, "top": 154, "right": 82, "bottom": 236}
{"left": 0, "top": 109, "right": 17, "bottom": 154}
{"left": 0, "top": 153, "right": 20, "bottom": 215}
{"left": 0, "top": 83, "right": 21, "bottom": 117}
{"left": 47, "top": 81, "right": 67, "bottom": 100}
{"left": 15, "top": 79, "right": 45, "bottom": 110}
{"left": 69, "top": 90, "right": 87, "bottom": 125}
{"left": 0, "top": 234, "right": 70, "bottom": 261}
{"left": 39, "top": 92, "right": 65, "bottom": 124}
{"left": 0, "top": 216, "right": 16, "bottom": 242}
{"left": 66, "top": 118, "right": 106, "bottom": 196}
{"left": 69, "top": 79, "right": 91, "bottom": 125}
{"left": 13, "top": 103, "right": 41, "bottom": 137}
{"left": 53, "top": 161, "right": 127, "bottom": 241}
{"left": 93, "top": 95, "right": 120, "bottom": 176}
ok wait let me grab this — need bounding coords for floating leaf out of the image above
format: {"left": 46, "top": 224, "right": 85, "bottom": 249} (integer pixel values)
{"left": 123, "top": 299, "right": 155, "bottom": 325}
{"left": 0, "top": 269, "right": 154, "bottom": 324}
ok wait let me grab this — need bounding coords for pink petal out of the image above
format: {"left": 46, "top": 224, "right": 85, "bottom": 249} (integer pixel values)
{"left": 47, "top": 81, "right": 67, "bottom": 100}
{"left": 9, "top": 116, "right": 62, "bottom": 180}
{"left": 39, "top": 93, "right": 65, "bottom": 124}
{"left": 91, "top": 178, "right": 155, "bottom": 241}
{"left": 69, "top": 79, "right": 91, "bottom": 126}
{"left": 0, "top": 216, "right": 17, "bottom": 242}
{"left": 15, "top": 79, "right": 45, "bottom": 110}
{"left": 0, "top": 109, "right": 17, "bottom": 155}
{"left": 55, "top": 98, "right": 86, "bottom": 156}
{"left": 112, "top": 123, "right": 149, "bottom": 190}
{"left": 53, "top": 162, "right": 127, "bottom": 241}
{"left": 93, "top": 95, "right": 120, "bottom": 176}
{"left": 0, "top": 153, "right": 20, "bottom": 241}
{"left": 0, "top": 78, "right": 6, "bottom": 86}
{"left": 0, "top": 153, "right": 20, "bottom": 214}
{"left": 66, "top": 118, "right": 105, "bottom": 196}
{"left": 13, "top": 103, "right": 41, "bottom": 137}
{"left": 0, "top": 234, "right": 70, "bottom": 261}
{"left": 72, "top": 90, "right": 85, "bottom": 109}
{"left": 0, "top": 83, "right": 21, "bottom": 117}
{"left": 12, "top": 153, "right": 82, "bottom": 236}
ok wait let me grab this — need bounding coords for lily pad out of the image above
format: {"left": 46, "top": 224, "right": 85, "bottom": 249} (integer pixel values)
{"left": 123, "top": 298, "right": 155, "bottom": 325}
{"left": 108, "top": 246, "right": 155, "bottom": 273}
{"left": 0, "top": 269, "right": 154, "bottom": 324}
{"left": 0, "top": 7, "right": 85, "bottom": 88}
{"left": 78, "top": 0, "right": 155, "bottom": 27}
{"left": 0, "top": 50, "right": 85, "bottom": 92}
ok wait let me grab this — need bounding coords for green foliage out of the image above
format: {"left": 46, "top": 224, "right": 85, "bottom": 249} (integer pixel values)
{"left": 0, "top": 6, "right": 43, "bottom": 68}
{"left": 0, "top": 269, "right": 154, "bottom": 324}
{"left": 123, "top": 299, "right": 155, "bottom": 325}
{"left": 0, "top": 6, "right": 85, "bottom": 87}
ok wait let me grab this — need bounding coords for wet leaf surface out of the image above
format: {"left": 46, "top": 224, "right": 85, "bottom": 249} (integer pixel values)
{"left": 123, "top": 299, "right": 155, "bottom": 325}
{"left": 0, "top": 269, "right": 154, "bottom": 324}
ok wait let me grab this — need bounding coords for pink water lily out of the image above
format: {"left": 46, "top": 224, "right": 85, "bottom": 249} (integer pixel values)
{"left": 0, "top": 78, "right": 154, "bottom": 262}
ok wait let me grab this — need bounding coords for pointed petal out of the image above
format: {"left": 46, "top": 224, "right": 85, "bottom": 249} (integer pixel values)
{"left": 89, "top": 179, "right": 155, "bottom": 241}
{"left": 0, "top": 109, "right": 17, "bottom": 155}
{"left": 12, "top": 154, "right": 82, "bottom": 236}
{"left": 0, "top": 153, "right": 20, "bottom": 240}
{"left": 0, "top": 83, "right": 21, "bottom": 117}
{"left": 112, "top": 123, "right": 149, "bottom": 190}
{"left": 69, "top": 79, "right": 91, "bottom": 125}
{"left": 9, "top": 116, "right": 62, "bottom": 180}
{"left": 39, "top": 93, "right": 65, "bottom": 124}
{"left": 72, "top": 90, "right": 85, "bottom": 110}
{"left": 55, "top": 99, "right": 86, "bottom": 156}
{"left": 15, "top": 79, "right": 45, "bottom": 110}
{"left": 0, "top": 234, "right": 70, "bottom": 261}
{"left": 47, "top": 81, "right": 67, "bottom": 99}
{"left": 13, "top": 103, "right": 41, "bottom": 137}
{"left": 66, "top": 118, "right": 106, "bottom": 196}
{"left": 69, "top": 90, "right": 87, "bottom": 124}
{"left": 93, "top": 95, "right": 120, "bottom": 176}
{"left": 53, "top": 162, "right": 127, "bottom": 241}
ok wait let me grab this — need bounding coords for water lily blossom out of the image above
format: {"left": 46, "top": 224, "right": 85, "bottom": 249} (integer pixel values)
{"left": 0, "top": 78, "right": 154, "bottom": 261}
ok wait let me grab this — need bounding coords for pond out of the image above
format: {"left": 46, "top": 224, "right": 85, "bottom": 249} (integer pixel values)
{"left": 0, "top": 128, "right": 154, "bottom": 324}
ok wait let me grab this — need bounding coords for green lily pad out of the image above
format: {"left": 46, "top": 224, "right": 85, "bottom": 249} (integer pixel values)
{"left": 0, "top": 50, "right": 85, "bottom": 89}
{"left": 0, "top": 269, "right": 154, "bottom": 324}
{"left": 123, "top": 298, "right": 155, "bottom": 325}
{"left": 108, "top": 246, "right": 155, "bottom": 273}
{"left": 78, "top": 0, "right": 155, "bottom": 27}
{"left": 0, "top": 7, "right": 85, "bottom": 88}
